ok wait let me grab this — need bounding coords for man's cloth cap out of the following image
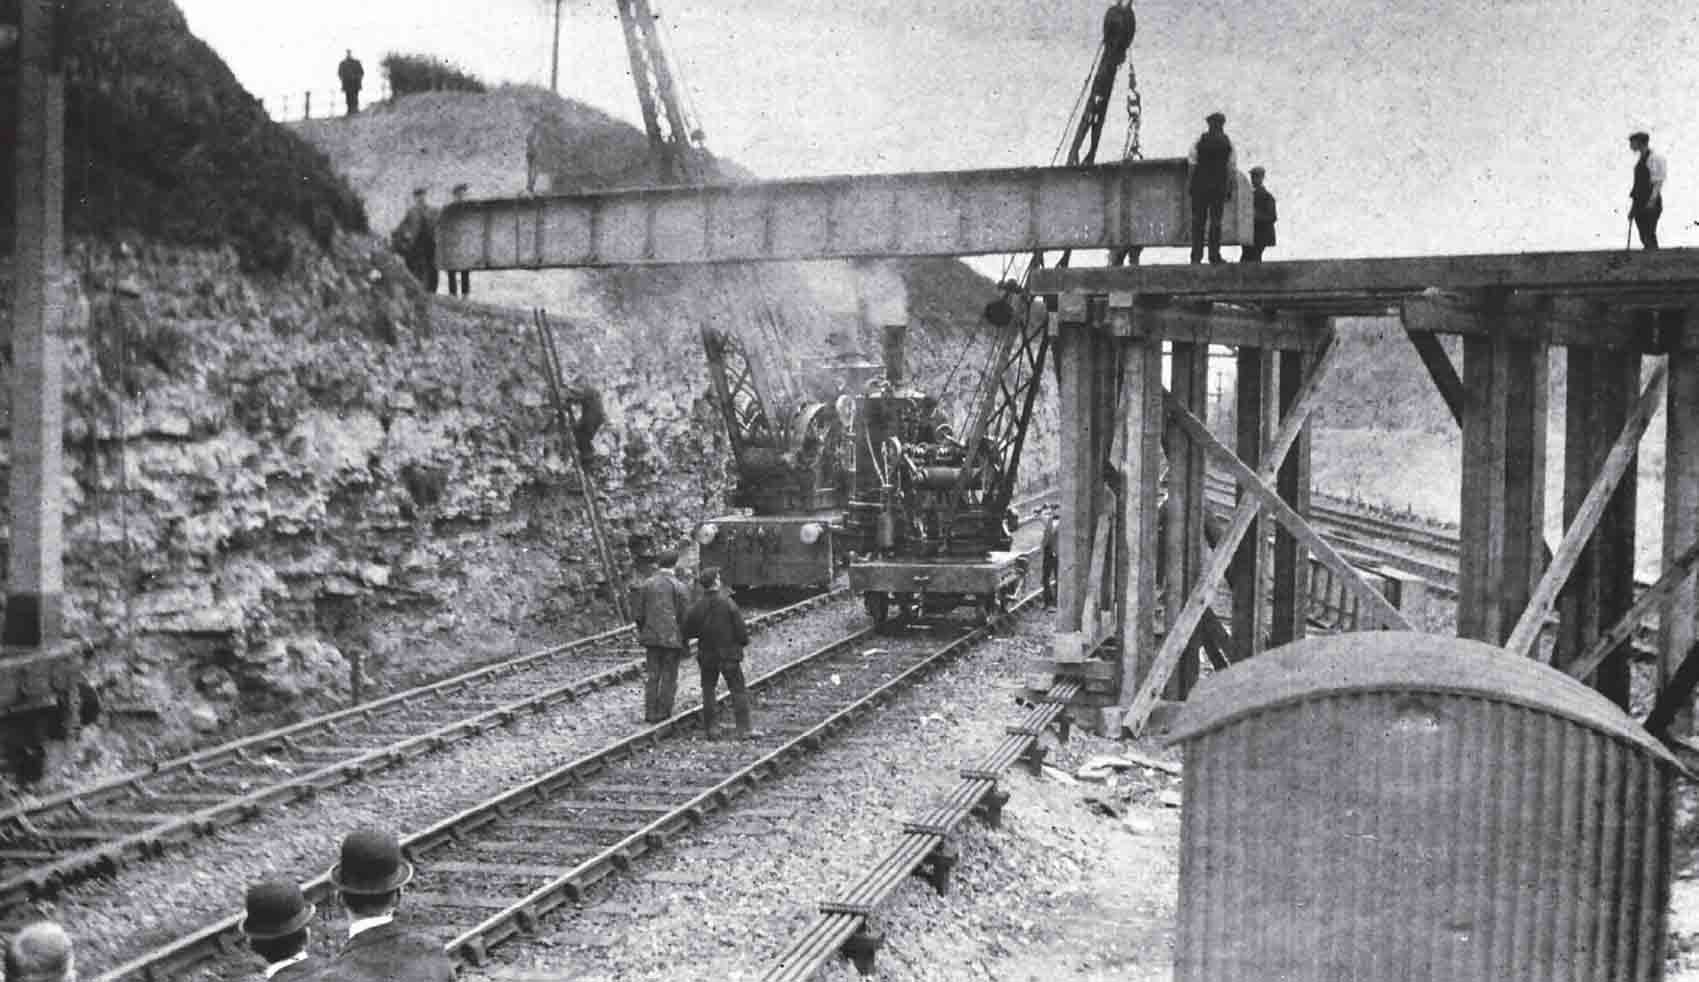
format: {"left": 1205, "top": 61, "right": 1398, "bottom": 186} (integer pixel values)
{"left": 1206, "top": 111, "right": 1226, "bottom": 124}
{"left": 1630, "top": 131, "right": 1650, "bottom": 144}
{"left": 1249, "top": 165, "right": 1266, "bottom": 176}
{"left": 330, "top": 828, "right": 414, "bottom": 895}
{"left": 242, "top": 879, "right": 316, "bottom": 940}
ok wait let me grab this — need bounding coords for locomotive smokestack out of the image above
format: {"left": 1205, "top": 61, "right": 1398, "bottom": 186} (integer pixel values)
{"left": 882, "top": 323, "right": 907, "bottom": 389}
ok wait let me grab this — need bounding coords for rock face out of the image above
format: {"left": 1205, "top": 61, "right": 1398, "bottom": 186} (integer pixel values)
{"left": 0, "top": 222, "right": 1054, "bottom": 776}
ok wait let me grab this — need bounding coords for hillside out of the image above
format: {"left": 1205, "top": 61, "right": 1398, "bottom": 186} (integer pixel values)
{"left": 1, "top": 25, "right": 1046, "bottom": 787}
{"left": 0, "top": 0, "right": 366, "bottom": 271}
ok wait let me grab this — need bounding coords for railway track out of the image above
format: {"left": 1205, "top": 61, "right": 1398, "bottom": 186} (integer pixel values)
{"left": 89, "top": 574, "right": 1042, "bottom": 981}
{"left": 0, "top": 589, "right": 847, "bottom": 917}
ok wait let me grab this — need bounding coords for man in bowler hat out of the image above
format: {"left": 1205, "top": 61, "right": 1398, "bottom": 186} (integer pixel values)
{"left": 322, "top": 827, "right": 453, "bottom": 981}
{"left": 4, "top": 922, "right": 75, "bottom": 982}
{"left": 241, "top": 878, "right": 318, "bottom": 980}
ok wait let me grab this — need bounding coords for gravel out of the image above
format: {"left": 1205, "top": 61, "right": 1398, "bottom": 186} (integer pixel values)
{"left": 37, "top": 593, "right": 869, "bottom": 978}
{"left": 456, "top": 610, "right": 1186, "bottom": 982}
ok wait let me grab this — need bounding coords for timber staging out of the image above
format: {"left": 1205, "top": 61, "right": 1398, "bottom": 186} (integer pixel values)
{"left": 1030, "top": 246, "right": 1699, "bottom": 740}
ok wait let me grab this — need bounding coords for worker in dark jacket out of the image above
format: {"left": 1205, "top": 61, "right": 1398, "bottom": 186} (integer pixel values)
{"left": 633, "top": 551, "right": 691, "bottom": 722}
{"left": 1241, "top": 166, "right": 1277, "bottom": 262}
{"left": 241, "top": 878, "right": 318, "bottom": 981}
{"left": 322, "top": 828, "right": 453, "bottom": 982}
{"left": 1187, "top": 111, "right": 1237, "bottom": 264}
{"left": 391, "top": 188, "right": 439, "bottom": 292}
{"left": 1628, "top": 131, "right": 1667, "bottom": 251}
{"left": 337, "top": 50, "right": 364, "bottom": 116}
{"left": 683, "top": 567, "right": 758, "bottom": 739}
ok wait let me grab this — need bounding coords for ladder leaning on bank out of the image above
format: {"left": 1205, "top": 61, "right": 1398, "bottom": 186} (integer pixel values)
{"left": 532, "top": 309, "right": 630, "bottom": 623}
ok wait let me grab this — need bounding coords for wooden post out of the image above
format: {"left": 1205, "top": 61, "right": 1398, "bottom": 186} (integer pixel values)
{"left": 1458, "top": 305, "right": 1548, "bottom": 645}
{"left": 1116, "top": 326, "right": 1164, "bottom": 700}
{"left": 1053, "top": 296, "right": 1098, "bottom": 647}
{"left": 1163, "top": 339, "right": 1209, "bottom": 698}
{"left": 4, "top": 0, "right": 68, "bottom": 648}
{"left": 1556, "top": 345, "right": 1641, "bottom": 706}
{"left": 1229, "top": 346, "right": 1271, "bottom": 658}
{"left": 1662, "top": 343, "right": 1699, "bottom": 735}
{"left": 1270, "top": 329, "right": 1315, "bottom": 645}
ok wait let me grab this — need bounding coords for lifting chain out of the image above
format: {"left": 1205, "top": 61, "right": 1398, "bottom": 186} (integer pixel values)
{"left": 1121, "top": 62, "right": 1143, "bottom": 161}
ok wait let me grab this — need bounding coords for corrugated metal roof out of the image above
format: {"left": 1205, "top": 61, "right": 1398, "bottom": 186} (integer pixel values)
{"left": 1165, "top": 632, "right": 1684, "bottom": 771}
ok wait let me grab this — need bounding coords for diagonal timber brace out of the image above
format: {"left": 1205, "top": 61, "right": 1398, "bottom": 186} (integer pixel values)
{"left": 1122, "top": 332, "right": 1342, "bottom": 736}
{"left": 1162, "top": 393, "right": 1412, "bottom": 632}
{"left": 1504, "top": 361, "right": 1667, "bottom": 658}
{"left": 1565, "top": 540, "right": 1699, "bottom": 683}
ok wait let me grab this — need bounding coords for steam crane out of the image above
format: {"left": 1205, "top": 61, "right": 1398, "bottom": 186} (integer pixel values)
{"left": 841, "top": 1, "right": 1141, "bottom": 628}
{"left": 616, "top": 0, "right": 850, "bottom": 591}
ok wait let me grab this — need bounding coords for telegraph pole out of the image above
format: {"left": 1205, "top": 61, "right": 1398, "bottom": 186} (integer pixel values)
{"left": 549, "top": 0, "right": 563, "bottom": 93}
{"left": 6, "top": 0, "right": 67, "bottom": 647}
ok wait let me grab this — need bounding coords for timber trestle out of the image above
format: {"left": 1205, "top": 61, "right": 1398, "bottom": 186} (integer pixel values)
{"left": 761, "top": 679, "right": 1082, "bottom": 981}
{"left": 1027, "top": 248, "right": 1699, "bottom": 746}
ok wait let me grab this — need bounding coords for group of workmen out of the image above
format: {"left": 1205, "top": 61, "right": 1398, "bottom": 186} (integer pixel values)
{"left": 627, "top": 552, "right": 762, "bottom": 740}
{"left": 4, "top": 827, "right": 450, "bottom": 981}
{"left": 1184, "top": 111, "right": 1278, "bottom": 264}
{"left": 390, "top": 187, "right": 474, "bottom": 297}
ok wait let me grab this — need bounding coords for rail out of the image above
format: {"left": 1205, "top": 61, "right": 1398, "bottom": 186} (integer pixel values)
{"left": 763, "top": 668, "right": 1079, "bottom": 980}
{"left": 0, "top": 589, "right": 845, "bottom": 914}
{"left": 89, "top": 565, "right": 1045, "bottom": 980}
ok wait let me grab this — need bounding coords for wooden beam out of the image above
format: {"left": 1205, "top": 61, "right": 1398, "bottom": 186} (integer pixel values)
{"left": 1504, "top": 363, "right": 1665, "bottom": 658}
{"left": 1229, "top": 347, "right": 1273, "bottom": 659}
{"left": 1565, "top": 540, "right": 1699, "bottom": 683}
{"left": 1662, "top": 350, "right": 1699, "bottom": 735}
{"left": 1117, "top": 337, "right": 1165, "bottom": 700}
{"left": 1555, "top": 347, "right": 1641, "bottom": 708}
{"left": 1164, "top": 393, "right": 1412, "bottom": 631}
{"left": 1032, "top": 249, "right": 1699, "bottom": 320}
{"left": 1270, "top": 339, "right": 1315, "bottom": 646}
{"left": 1401, "top": 330, "right": 1466, "bottom": 428}
{"left": 1163, "top": 341, "right": 1209, "bottom": 698}
{"left": 1123, "top": 333, "right": 1341, "bottom": 736}
{"left": 438, "top": 158, "right": 1256, "bottom": 269}
{"left": 1126, "top": 304, "right": 1318, "bottom": 350}
{"left": 1457, "top": 314, "right": 1548, "bottom": 646}
{"left": 1400, "top": 294, "right": 1655, "bottom": 351}
{"left": 1053, "top": 307, "right": 1098, "bottom": 639}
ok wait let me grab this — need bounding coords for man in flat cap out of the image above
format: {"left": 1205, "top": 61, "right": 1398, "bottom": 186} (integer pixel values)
{"left": 391, "top": 189, "right": 439, "bottom": 293}
{"left": 1241, "top": 166, "right": 1277, "bottom": 262}
{"left": 1188, "top": 111, "right": 1238, "bottom": 264}
{"left": 241, "top": 878, "right": 318, "bottom": 980}
{"left": 1628, "top": 131, "right": 1667, "bottom": 250}
{"left": 444, "top": 183, "right": 472, "bottom": 297}
{"left": 632, "top": 550, "right": 692, "bottom": 722}
{"left": 4, "top": 921, "right": 74, "bottom": 982}
{"left": 321, "top": 827, "right": 453, "bottom": 982}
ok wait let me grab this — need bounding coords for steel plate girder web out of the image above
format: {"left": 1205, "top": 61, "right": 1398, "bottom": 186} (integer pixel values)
{"left": 437, "top": 160, "right": 1254, "bottom": 269}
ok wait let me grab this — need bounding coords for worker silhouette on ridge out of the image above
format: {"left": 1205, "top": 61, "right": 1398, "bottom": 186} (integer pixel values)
{"left": 1188, "top": 111, "right": 1237, "bottom": 264}
{"left": 1241, "top": 166, "right": 1277, "bottom": 262}
{"left": 1629, "top": 131, "right": 1667, "bottom": 251}
{"left": 338, "top": 50, "right": 364, "bottom": 116}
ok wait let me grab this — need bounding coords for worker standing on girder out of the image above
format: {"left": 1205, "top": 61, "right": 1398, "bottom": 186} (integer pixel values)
{"left": 1188, "top": 112, "right": 1237, "bottom": 264}
{"left": 338, "top": 49, "right": 364, "bottom": 116}
{"left": 1628, "top": 131, "right": 1667, "bottom": 251}
{"left": 1241, "top": 166, "right": 1277, "bottom": 262}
